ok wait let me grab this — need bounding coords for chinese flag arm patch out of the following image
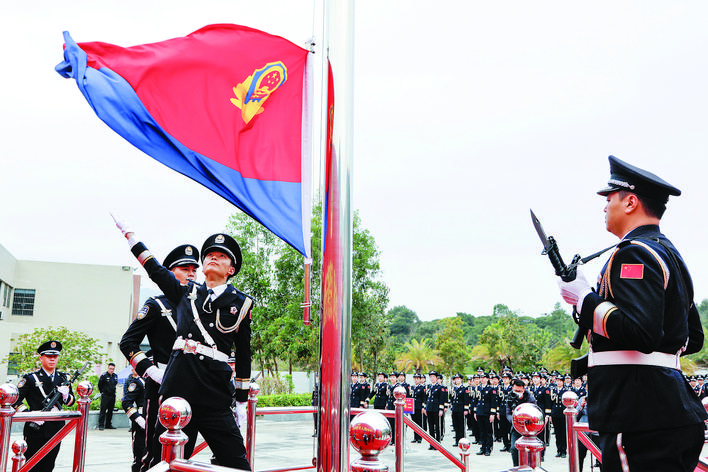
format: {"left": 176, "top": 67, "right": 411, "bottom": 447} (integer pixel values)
{"left": 620, "top": 263, "right": 644, "bottom": 279}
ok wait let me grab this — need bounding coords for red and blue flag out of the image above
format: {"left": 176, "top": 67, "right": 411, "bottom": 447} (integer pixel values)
{"left": 56, "top": 24, "right": 313, "bottom": 257}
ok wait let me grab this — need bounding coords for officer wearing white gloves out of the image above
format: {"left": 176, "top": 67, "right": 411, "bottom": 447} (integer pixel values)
{"left": 557, "top": 155, "right": 706, "bottom": 472}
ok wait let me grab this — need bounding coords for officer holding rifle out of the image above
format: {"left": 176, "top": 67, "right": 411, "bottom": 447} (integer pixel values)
{"left": 12, "top": 341, "right": 76, "bottom": 472}
{"left": 554, "top": 156, "right": 706, "bottom": 471}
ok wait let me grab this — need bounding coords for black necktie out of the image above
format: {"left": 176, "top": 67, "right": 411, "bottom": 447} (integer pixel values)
{"left": 203, "top": 289, "right": 214, "bottom": 313}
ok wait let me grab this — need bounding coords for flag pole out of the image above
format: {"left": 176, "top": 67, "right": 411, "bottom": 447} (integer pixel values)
{"left": 317, "top": 0, "right": 354, "bottom": 470}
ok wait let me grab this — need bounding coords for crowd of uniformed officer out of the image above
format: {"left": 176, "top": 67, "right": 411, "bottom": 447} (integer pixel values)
{"left": 348, "top": 365, "right": 592, "bottom": 460}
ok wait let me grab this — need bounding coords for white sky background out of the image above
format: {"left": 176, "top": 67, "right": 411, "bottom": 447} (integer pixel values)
{"left": 2, "top": 1, "right": 708, "bottom": 321}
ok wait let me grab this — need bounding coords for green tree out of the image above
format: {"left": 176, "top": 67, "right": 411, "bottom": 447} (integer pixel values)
{"left": 4, "top": 326, "right": 106, "bottom": 379}
{"left": 533, "top": 303, "right": 576, "bottom": 347}
{"left": 394, "top": 338, "right": 442, "bottom": 374}
{"left": 477, "top": 312, "right": 545, "bottom": 371}
{"left": 388, "top": 305, "right": 420, "bottom": 343}
{"left": 434, "top": 318, "right": 469, "bottom": 376}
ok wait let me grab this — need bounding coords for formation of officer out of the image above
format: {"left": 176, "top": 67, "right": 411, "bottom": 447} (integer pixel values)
{"left": 119, "top": 243, "right": 199, "bottom": 471}
{"left": 557, "top": 156, "right": 707, "bottom": 471}
{"left": 114, "top": 216, "right": 254, "bottom": 470}
{"left": 12, "top": 341, "right": 75, "bottom": 472}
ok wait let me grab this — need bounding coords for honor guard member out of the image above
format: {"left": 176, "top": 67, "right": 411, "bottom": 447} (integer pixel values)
{"left": 689, "top": 376, "right": 700, "bottom": 396}
{"left": 490, "top": 372, "right": 503, "bottom": 443}
{"left": 396, "top": 371, "right": 411, "bottom": 397}
{"left": 450, "top": 373, "right": 469, "bottom": 447}
{"left": 13, "top": 341, "right": 75, "bottom": 472}
{"left": 550, "top": 375, "right": 568, "bottom": 458}
{"left": 411, "top": 373, "right": 426, "bottom": 443}
{"left": 474, "top": 372, "right": 498, "bottom": 456}
{"left": 498, "top": 371, "right": 513, "bottom": 452}
{"left": 467, "top": 374, "right": 481, "bottom": 444}
{"left": 97, "top": 362, "right": 118, "bottom": 430}
{"left": 529, "top": 372, "right": 550, "bottom": 458}
{"left": 437, "top": 373, "right": 448, "bottom": 441}
{"left": 422, "top": 371, "right": 447, "bottom": 449}
{"left": 557, "top": 155, "right": 707, "bottom": 471}
{"left": 119, "top": 243, "right": 199, "bottom": 472}
{"left": 350, "top": 372, "right": 362, "bottom": 415}
{"left": 115, "top": 218, "right": 254, "bottom": 471}
{"left": 371, "top": 372, "right": 388, "bottom": 409}
{"left": 385, "top": 372, "right": 399, "bottom": 441}
{"left": 358, "top": 372, "right": 371, "bottom": 408}
{"left": 123, "top": 368, "right": 147, "bottom": 472}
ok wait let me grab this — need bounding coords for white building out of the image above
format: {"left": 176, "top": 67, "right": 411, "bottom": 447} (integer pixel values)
{"left": 0, "top": 242, "right": 138, "bottom": 382}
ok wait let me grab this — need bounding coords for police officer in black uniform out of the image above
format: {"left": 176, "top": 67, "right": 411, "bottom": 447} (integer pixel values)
{"left": 350, "top": 372, "right": 361, "bottom": 415}
{"left": 13, "top": 341, "right": 75, "bottom": 472}
{"left": 557, "top": 155, "right": 707, "bottom": 471}
{"left": 358, "top": 372, "right": 371, "bottom": 408}
{"left": 97, "top": 362, "right": 118, "bottom": 430}
{"left": 123, "top": 368, "right": 147, "bottom": 472}
{"left": 120, "top": 243, "right": 199, "bottom": 471}
{"left": 528, "top": 372, "right": 550, "bottom": 460}
{"left": 498, "top": 371, "right": 513, "bottom": 452}
{"left": 474, "top": 372, "right": 498, "bottom": 456}
{"left": 411, "top": 373, "right": 426, "bottom": 443}
{"left": 449, "top": 373, "right": 469, "bottom": 447}
{"left": 385, "top": 371, "right": 398, "bottom": 441}
{"left": 467, "top": 374, "right": 480, "bottom": 444}
{"left": 550, "top": 374, "right": 568, "bottom": 458}
{"left": 370, "top": 372, "right": 388, "bottom": 409}
{"left": 115, "top": 217, "right": 254, "bottom": 471}
{"left": 422, "top": 371, "right": 447, "bottom": 449}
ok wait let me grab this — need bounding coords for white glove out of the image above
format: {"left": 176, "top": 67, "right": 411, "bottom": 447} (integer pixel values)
{"left": 34, "top": 420, "right": 45, "bottom": 426}
{"left": 51, "top": 405, "right": 60, "bottom": 412}
{"left": 135, "top": 416, "right": 146, "bottom": 429}
{"left": 234, "top": 401, "right": 247, "bottom": 430}
{"left": 110, "top": 212, "right": 133, "bottom": 237}
{"left": 558, "top": 270, "right": 592, "bottom": 312}
{"left": 144, "top": 366, "right": 165, "bottom": 385}
{"left": 57, "top": 385, "right": 70, "bottom": 402}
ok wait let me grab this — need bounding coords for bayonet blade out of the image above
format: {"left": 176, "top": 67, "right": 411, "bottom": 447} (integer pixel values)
{"left": 530, "top": 209, "right": 550, "bottom": 251}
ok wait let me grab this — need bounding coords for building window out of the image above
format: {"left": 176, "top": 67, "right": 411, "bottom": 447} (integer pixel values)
{"left": 12, "top": 289, "right": 36, "bottom": 316}
{"left": 1, "top": 282, "right": 12, "bottom": 308}
{"left": 6, "top": 353, "right": 19, "bottom": 376}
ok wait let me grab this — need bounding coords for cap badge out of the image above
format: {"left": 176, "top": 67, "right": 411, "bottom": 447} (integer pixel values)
{"left": 215, "top": 235, "right": 225, "bottom": 243}
{"left": 185, "top": 247, "right": 193, "bottom": 255}
{"left": 51, "top": 342, "right": 56, "bottom": 348}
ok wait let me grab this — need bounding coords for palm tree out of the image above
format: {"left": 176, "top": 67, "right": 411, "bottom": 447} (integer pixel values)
{"left": 394, "top": 338, "right": 442, "bottom": 374}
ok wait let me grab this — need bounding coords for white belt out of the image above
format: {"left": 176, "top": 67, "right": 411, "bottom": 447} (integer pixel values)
{"left": 173, "top": 338, "right": 229, "bottom": 362}
{"left": 588, "top": 349, "right": 680, "bottom": 370}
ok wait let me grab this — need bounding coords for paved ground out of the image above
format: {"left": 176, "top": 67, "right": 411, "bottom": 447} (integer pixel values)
{"left": 6, "top": 416, "right": 707, "bottom": 471}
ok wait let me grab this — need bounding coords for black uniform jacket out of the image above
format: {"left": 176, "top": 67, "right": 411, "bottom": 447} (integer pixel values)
{"left": 13, "top": 369, "right": 76, "bottom": 438}
{"left": 123, "top": 376, "right": 146, "bottom": 423}
{"left": 132, "top": 241, "right": 253, "bottom": 408}
{"left": 98, "top": 372, "right": 118, "bottom": 397}
{"left": 579, "top": 225, "right": 707, "bottom": 432}
{"left": 120, "top": 295, "right": 177, "bottom": 376}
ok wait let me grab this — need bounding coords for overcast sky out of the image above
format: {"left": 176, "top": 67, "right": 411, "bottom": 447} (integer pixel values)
{"left": 2, "top": 1, "right": 708, "bottom": 322}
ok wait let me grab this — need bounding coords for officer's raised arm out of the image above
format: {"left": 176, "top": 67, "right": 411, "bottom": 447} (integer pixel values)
{"left": 111, "top": 213, "right": 185, "bottom": 303}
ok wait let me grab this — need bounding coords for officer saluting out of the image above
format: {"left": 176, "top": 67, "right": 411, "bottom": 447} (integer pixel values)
{"left": 119, "top": 243, "right": 199, "bottom": 471}
{"left": 13, "top": 341, "right": 75, "bottom": 472}
{"left": 557, "top": 155, "right": 707, "bottom": 471}
{"left": 370, "top": 372, "right": 388, "bottom": 409}
{"left": 114, "top": 217, "right": 254, "bottom": 471}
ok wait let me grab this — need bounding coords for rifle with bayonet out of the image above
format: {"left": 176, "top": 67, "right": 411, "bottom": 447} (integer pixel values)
{"left": 529, "top": 209, "right": 586, "bottom": 349}
{"left": 28, "top": 360, "right": 91, "bottom": 431}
